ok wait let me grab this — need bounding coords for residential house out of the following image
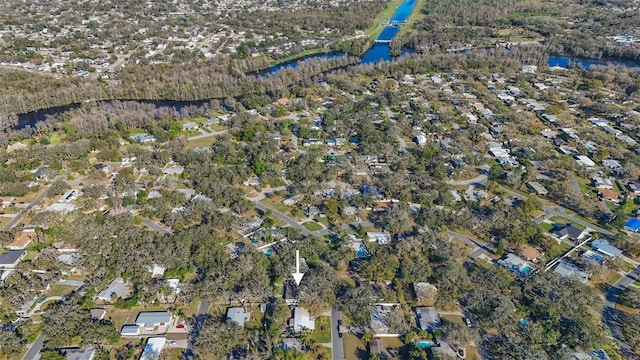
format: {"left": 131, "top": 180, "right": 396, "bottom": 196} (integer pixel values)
{"left": 129, "top": 134, "right": 156, "bottom": 143}
{"left": 576, "top": 155, "right": 596, "bottom": 167}
{"left": 521, "top": 245, "right": 544, "bottom": 263}
{"left": 592, "top": 239, "right": 622, "bottom": 257}
{"left": 96, "top": 277, "right": 129, "bottom": 302}
{"left": 135, "top": 311, "right": 172, "bottom": 330}
{"left": 306, "top": 206, "right": 322, "bottom": 217}
{"left": 370, "top": 305, "right": 393, "bottom": 334}
{"left": 242, "top": 178, "right": 260, "bottom": 186}
{"left": 497, "top": 253, "right": 531, "bottom": 275}
{"left": 367, "top": 232, "right": 391, "bottom": 245}
{"left": 302, "top": 139, "right": 323, "bottom": 147}
{"left": 284, "top": 280, "right": 299, "bottom": 306}
{"left": 34, "top": 167, "right": 57, "bottom": 181}
{"left": 59, "top": 347, "right": 96, "bottom": 360}
{"left": 59, "top": 190, "right": 79, "bottom": 204}
{"left": 139, "top": 337, "right": 166, "bottom": 360}
{"left": 90, "top": 308, "right": 106, "bottom": 321}
{"left": 181, "top": 122, "right": 199, "bottom": 131}
{"left": 412, "top": 282, "right": 437, "bottom": 304}
{"left": 592, "top": 177, "right": 613, "bottom": 189}
{"left": 280, "top": 338, "right": 302, "bottom": 352}
{"left": 289, "top": 307, "right": 315, "bottom": 332}
{"left": 415, "top": 306, "right": 441, "bottom": 332}
{"left": 414, "top": 134, "right": 427, "bottom": 146}
{"left": 343, "top": 206, "right": 358, "bottom": 215}
{"left": 94, "top": 163, "right": 112, "bottom": 173}
{"left": 526, "top": 182, "right": 548, "bottom": 195}
{"left": 282, "top": 197, "right": 298, "bottom": 206}
{"left": 120, "top": 325, "right": 140, "bottom": 336}
{"left": 162, "top": 165, "right": 184, "bottom": 176}
{"left": 553, "top": 260, "right": 590, "bottom": 284}
{"left": 598, "top": 188, "right": 620, "bottom": 203}
{"left": 272, "top": 98, "right": 291, "bottom": 106}
{"left": 602, "top": 159, "right": 622, "bottom": 171}
{"left": 226, "top": 307, "right": 251, "bottom": 327}
{"left": 369, "top": 339, "right": 392, "bottom": 360}
{"left": 8, "top": 229, "right": 36, "bottom": 250}
{"left": 0, "top": 250, "right": 26, "bottom": 269}
{"left": 554, "top": 224, "right": 587, "bottom": 241}
{"left": 624, "top": 218, "right": 640, "bottom": 232}
{"left": 628, "top": 182, "right": 640, "bottom": 195}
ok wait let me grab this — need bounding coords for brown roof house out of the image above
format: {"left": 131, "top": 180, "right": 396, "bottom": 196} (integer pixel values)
{"left": 521, "top": 245, "right": 544, "bottom": 263}
{"left": 8, "top": 229, "right": 36, "bottom": 250}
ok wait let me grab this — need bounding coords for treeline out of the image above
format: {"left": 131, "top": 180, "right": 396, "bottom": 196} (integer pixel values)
{"left": 0, "top": 54, "right": 359, "bottom": 131}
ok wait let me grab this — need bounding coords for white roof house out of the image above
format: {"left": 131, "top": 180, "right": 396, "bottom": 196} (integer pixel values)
{"left": 576, "top": 155, "right": 595, "bottom": 167}
{"left": 96, "top": 277, "right": 129, "bottom": 302}
{"left": 290, "top": 307, "right": 315, "bottom": 332}
{"left": 367, "top": 232, "right": 391, "bottom": 245}
{"left": 139, "top": 337, "right": 166, "bottom": 360}
{"left": 121, "top": 325, "right": 140, "bottom": 336}
{"left": 135, "top": 311, "right": 172, "bottom": 330}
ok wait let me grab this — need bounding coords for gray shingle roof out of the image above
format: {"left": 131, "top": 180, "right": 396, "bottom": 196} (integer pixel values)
{"left": 0, "top": 250, "right": 25, "bottom": 266}
{"left": 135, "top": 311, "right": 172, "bottom": 328}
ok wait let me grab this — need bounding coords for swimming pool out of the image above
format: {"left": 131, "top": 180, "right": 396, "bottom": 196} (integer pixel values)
{"left": 417, "top": 341, "right": 432, "bottom": 348}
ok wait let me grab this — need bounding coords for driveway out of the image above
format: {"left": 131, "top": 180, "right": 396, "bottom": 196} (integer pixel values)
{"left": 142, "top": 219, "right": 173, "bottom": 234}
{"left": 22, "top": 335, "right": 43, "bottom": 360}
{"left": 182, "top": 301, "right": 210, "bottom": 360}
{"left": 603, "top": 265, "right": 640, "bottom": 359}
{"left": 331, "top": 306, "right": 345, "bottom": 360}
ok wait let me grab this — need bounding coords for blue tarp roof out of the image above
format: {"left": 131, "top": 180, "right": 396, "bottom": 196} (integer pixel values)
{"left": 624, "top": 218, "right": 640, "bottom": 231}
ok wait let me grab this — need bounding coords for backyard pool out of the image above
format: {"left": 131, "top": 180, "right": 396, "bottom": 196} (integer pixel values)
{"left": 417, "top": 341, "right": 432, "bottom": 348}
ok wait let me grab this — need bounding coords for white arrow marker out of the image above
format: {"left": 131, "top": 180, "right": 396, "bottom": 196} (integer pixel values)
{"left": 292, "top": 250, "right": 305, "bottom": 286}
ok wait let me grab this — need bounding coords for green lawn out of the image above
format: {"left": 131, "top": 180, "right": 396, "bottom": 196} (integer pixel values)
{"left": 185, "top": 136, "right": 216, "bottom": 150}
{"left": 539, "top": 222, "right": 553, "bottom": 232}
{"left": 343, "top": 334, "right": 367, "bottom": 360}
{"left": 365, "top": 0, "right": 406, "bottom": 40}
{"left": 310, "top": 316, "right": 331, "bottom": 343}
{"left": 47, "top": 285, "right": 77, "bottom": 297}
{"left": 302, "top": 221, "right": 323, "bottom": 232}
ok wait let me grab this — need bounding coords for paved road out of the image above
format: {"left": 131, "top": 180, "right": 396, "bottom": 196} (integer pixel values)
{"left": 2, "top": 189, "right": 49, "bottom": 231}
{"left": 182, "top": 301, "right": 211, "bottom": 360}
{"left": 29, "top": 296, "right": 63, "bottom": 316}
{"left": 331, "top": 306, "right": 345, "bottom": 360}
{"left": 449, "top": 174, "right": 488, "bottom": 186}
{"left": 186, "top": 129, "right": 228, "bottom": 142}
{"left": 499, "top": 186, "right": 615, "bottom": 237}
{"left": 446, "top": 231, "right": 494, "bottom": 261}
{"left": 540, "top": 205, "right": 614, "bottom": 237}
{"left": 316, "top": 221, "right": 375, "bottom": 237}
{"left": 57, "top": 279, "right": 84, "bottom": 287}
{"left": 603, "top": 265, "right": 640, "bottom": 359}
{"left": 22, "top": 335, "right": 44, "bottom": 360}
{"left": 142, "top": 219, "right": 173, "bottom": 234}
{"left": 254, "top": 202, "right": 310, "bottom": 237}
{"left": 570, "top": 177, "right": 581, "bottom": 194}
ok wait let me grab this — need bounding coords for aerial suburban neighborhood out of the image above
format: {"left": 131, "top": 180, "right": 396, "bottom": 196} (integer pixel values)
{"left": 1, "top": 0, "right": 640, "bottom": 359}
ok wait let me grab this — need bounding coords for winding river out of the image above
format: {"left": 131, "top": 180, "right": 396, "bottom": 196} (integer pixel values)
{"left": 15, "top": 0, "right": 640, "bottom": 128}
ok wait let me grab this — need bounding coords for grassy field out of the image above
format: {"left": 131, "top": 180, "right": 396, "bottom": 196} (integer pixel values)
{"left": 343, "top": 333, "right": 367, "bottom": 360}
{"left": 302, "top": 221, "right": 323, "bottom": 232}
{"left": 397, "top": 0, "right": 427, "bottom": 38}
{"left": 107, "top": 308, "right": 137, "bottom": 329}
{"left": 365, "top": 0, "right": 406, "bottom": 40}
{"left": 47, "top": 284, "right": 77, "bottom": 297}
{"left": 161, "top": 348, "right": 184, "bottom": 360}
{"left": 271, "top": 47, "right": 333, "bottom": 65}
{"left": 185, "top": 136, "right": 216, "bottom": 150}
{"left": 310, "top": 316, "right": 332, "bottom": 343}
{"left": 615, "top": 303, "right": 640, "bottom": 315}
